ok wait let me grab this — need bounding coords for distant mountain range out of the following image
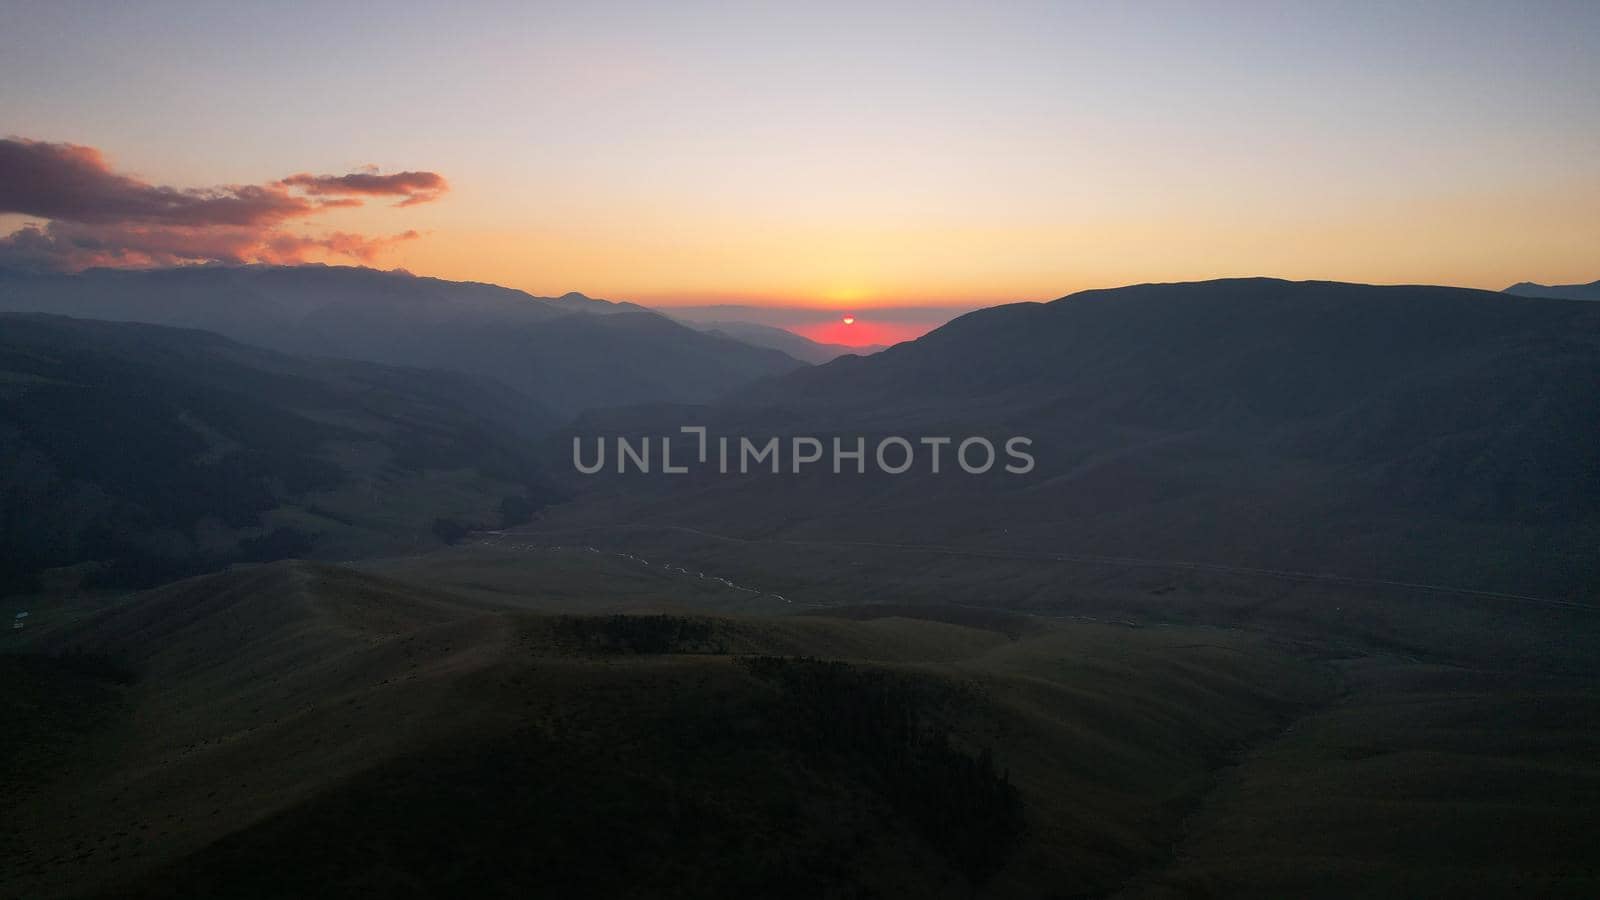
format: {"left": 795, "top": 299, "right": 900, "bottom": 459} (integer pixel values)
{"left": 4, "top": 271, "right": 1598, "bottom": 601}
{"left": 0, "top": 265, "right": 805, "bottom": 418}
{"left": 681, "top": 318, "right": 886, "bottom": 363}
{"left": 0, "top": 313, "right": 560, "bottom": 594}
{"left": 1504, "top": 280, "right": 1600, "bottom": 301}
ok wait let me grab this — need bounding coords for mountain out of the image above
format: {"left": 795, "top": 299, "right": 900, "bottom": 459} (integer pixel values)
{"left": 1505, "top": 279, "right": 1600, "bottom": 301}
{"left": 544, "top": 278, "right": 1600, "bottom": 603}
{"left": 686, "top": 318, "right": 886, "bottom": 363}
{"left": 0, "top": 265, "right": 806, "bottom": 418}
{"left": 0, "top": 313, "right": 561, "bottom": 595}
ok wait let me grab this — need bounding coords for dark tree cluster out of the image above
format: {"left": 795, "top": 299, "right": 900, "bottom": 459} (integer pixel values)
{"left": 555, "top": 615, "right": 719, "bottom": 655}
{"left": 430, "top": 517, "right": 472, "bottom": 544}
{"left": 80, "top": 526, "right": 317, "bottom": 591}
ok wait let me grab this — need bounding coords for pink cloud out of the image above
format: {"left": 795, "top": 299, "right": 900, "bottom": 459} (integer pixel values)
{"left": 0, "top": 137, "right": 445, "bottom": 271}
{"left": 279, "top": 171, "right": 448, "bottom": 207}
{"left": 260, "top": 229, "right": 423, "bottom": 264}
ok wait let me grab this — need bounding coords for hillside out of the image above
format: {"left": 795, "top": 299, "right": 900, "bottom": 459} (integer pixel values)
{"left": 545, "top": 278, "right": 1600, "bottom": 601}
{"left": 3, "top": 549, "right": 1594, "bottom": 899}
{"left": 0, "top": 265, "right": 806, "bottom": 417}
{"left": 0, "top": 314, "right": 560, "bottom": 595}
{"left": 0, "top": 558, "right": 1331, "bottom": 899}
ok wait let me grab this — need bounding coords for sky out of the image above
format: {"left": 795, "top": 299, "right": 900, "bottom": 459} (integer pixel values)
{"left": 2, "top": 1, "right": 1598, "bottom": 344}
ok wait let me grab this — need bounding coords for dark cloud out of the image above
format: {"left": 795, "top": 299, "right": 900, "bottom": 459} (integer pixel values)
{"left": 0, "top": 137, "right": 444, "bottom": 271}
{"left": 0, "top": 139, "right": 316, "bottom": 226}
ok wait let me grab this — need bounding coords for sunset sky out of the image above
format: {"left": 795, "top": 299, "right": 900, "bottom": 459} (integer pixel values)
{"left": 2, "top": 1, "right": 1598, "bottom": 344}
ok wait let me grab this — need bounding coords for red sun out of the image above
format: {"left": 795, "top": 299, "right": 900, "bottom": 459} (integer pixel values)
{"left": 842, "top": 315, "right": 856, "bottom": 325}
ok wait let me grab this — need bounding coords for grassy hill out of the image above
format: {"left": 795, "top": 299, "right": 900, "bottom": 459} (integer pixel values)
{"left": 0, "top": 558, "right": 1337, "bottom": 899}
{"left": 1115, "top": 656, "right": 1600, "bottom": 899}
{"left": 2, "top": 550, "right": 1594, "bottom": 898}
{"left": 0, "top": 314, "right": 560, "bottom": 595}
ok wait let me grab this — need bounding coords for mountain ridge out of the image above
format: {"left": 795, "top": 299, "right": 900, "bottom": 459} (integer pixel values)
{"left": 1504, "top": 279, "right": 1600, "bottom": 301}
{"left": 0, "top": 312, "right": 562, "bottom": 595}
{"left": 0, "top": 264, "right": 806, "bottom": 418}
{"left": 548, "top": 277, "right": 1600, "bottom": 600}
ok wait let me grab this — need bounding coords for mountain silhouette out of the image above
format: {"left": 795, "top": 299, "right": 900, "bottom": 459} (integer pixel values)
{"left": 0, "top": 265, "right": 805, "bottom": 418}
{"left": 1504, "top": 279, "right": 1600, "bottom": 301}
{"left": 554, "top": 278, "right": 1600, "bottom": 599}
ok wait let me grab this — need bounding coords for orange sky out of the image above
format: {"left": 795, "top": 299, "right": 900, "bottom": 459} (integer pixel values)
{"left": 384, "top": 172, "right": 1600, "bottom": 310}
{"left": 3, "top": 3, "right": 1598, "bottom": 336}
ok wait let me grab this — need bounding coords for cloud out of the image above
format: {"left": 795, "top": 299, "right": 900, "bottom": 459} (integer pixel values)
{"left": 278, "top": 171, "right": 448, "bottom": 207}
{"left": 261, "top": 229, "right": 423, "bottom": 264}
{"left": 0, "top": 221, "right": 423, "bottom": 271}
{"left": 0, "top": 139, "right": 315, "bottom": 227}
{"left": 0, "top": 138, "right": 445, "bottom": 271}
